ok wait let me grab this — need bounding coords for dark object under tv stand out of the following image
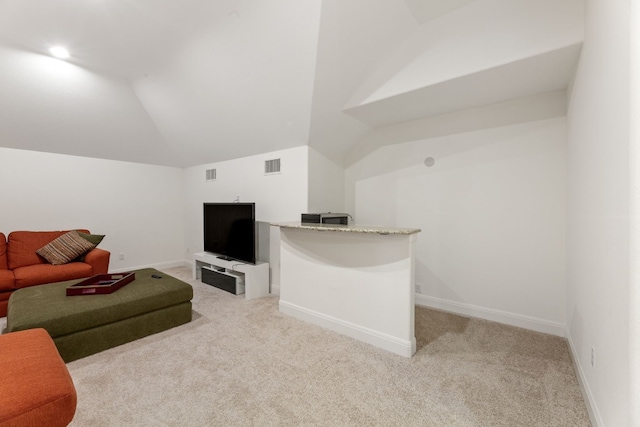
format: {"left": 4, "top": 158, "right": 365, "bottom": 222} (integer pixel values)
{"left": 192, "top": 252, "right": 269, "bottom": 300}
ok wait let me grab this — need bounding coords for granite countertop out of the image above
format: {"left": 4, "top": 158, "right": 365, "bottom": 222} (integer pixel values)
{"left": 271, "top": 221, "right": 421, "bottom": 235}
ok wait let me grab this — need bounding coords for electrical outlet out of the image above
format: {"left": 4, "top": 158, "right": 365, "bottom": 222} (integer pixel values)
{"left": 591, "top": 347, "right": 595, "bottom": 368}
{"left": 119, "top": 252, "right": 125, "bottom": 261}
{"left": 415, "top": 283, "right": 421, "bottom": 294}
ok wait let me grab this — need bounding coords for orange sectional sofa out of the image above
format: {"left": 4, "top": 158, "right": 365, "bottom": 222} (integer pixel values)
{"left": 0, "top": 230, "right": 110, "bottom": 317}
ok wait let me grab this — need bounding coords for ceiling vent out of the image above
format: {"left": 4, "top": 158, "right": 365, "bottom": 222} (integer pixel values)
{"left": 265, "top": 158, "right": 281, "bottom": 175}
{"left": 205, "top": 168, "right": 217, "bottom": 181}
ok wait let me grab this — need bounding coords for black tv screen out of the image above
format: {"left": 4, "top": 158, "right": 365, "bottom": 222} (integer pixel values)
{"left": 203, "top": 203, "right": 256, "bottom": 264}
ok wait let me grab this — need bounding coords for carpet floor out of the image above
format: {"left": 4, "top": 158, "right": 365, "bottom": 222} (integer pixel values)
{"left": 0, "top": 267, "right": 591, "bottom": 426}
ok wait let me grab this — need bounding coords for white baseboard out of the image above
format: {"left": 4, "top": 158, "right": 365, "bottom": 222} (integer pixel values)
{"left": 565, "top": 332, "right": 603, "bottom": 427}
{"left": 110, "top": 259, "right": 188, "bottom": 274}
{"left": 279, "top": 300, "right": 415, "bottom": 357}
{"left": 415, "top": 294, "right": 565, "bottom": 337}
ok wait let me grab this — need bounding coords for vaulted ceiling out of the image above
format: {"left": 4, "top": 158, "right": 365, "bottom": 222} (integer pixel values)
{"left": 0, "top": 0, "right": 583, "bottom": 168}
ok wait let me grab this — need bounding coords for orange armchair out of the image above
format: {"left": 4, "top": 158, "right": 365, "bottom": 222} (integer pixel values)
{"left": 0, "top": 328, "right": 77, "bottom": 426}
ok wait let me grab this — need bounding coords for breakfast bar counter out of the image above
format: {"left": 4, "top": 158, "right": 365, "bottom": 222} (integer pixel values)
{"left": 272, "top": 222, "right": 421, "bottom": 357}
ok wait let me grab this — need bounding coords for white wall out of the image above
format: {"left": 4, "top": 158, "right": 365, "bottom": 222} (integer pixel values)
{"left": 631, "top": 1, "right": 640, "bottom": 424}
{"left": 182, "top": 146, "right": 309, "bottom": 293}
{"left": 0, "top": 147, "right": 185, "bottom": 272}
{"left": 566, "top": 0, "right": 631, "bottom": 425}
{"left": 308, "top": 147, "right": 346, "bottom": 214}
{"left": 346, "top": 118, "right": 567, "bottom": 335}
{"left": 1, "top": 144, "right": 310, "bottom": 294}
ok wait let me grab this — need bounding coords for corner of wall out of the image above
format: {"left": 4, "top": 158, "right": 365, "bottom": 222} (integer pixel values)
{"left": 565, "top": 329, "right": 604, "bottom": 427}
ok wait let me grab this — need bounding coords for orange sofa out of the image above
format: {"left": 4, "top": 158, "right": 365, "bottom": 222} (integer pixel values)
{"left": 0, "top": 230, "right": 110, "bottom": 317}
{"left": 0, "top": 328, "right": 77, "bottom": 426}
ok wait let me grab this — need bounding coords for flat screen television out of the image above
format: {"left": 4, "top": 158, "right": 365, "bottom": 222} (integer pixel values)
{"left": 203, "top": 202, "right": 256, "bottom": 264}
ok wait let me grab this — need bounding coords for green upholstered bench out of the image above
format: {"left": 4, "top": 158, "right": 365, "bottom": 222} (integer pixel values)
{"left": 6, "top": 268, "right": 193, "bottom": 362}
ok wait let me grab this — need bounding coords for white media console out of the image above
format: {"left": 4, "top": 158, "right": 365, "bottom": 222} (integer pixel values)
{"left": 192, "top": 252, "right": 270, "bottom": 300}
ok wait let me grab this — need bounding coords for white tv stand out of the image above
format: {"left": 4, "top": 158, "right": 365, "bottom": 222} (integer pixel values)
{"left": 192, "top": 252, "right": 270, "bottom": 300}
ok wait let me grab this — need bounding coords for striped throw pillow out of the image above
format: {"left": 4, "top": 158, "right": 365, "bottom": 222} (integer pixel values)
{"left": 36, "top": 230, "right": 97, "bottom": 265}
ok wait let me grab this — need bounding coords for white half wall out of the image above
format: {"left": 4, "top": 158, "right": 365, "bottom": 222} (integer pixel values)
{"left": 566, "top": 0, "right": 631, "bottom": 425}
{"left": 0, "top": 147, "right": 186, "bottom": 272}
{"left": 346, "top": 118, "right": 567, "bottom": 335}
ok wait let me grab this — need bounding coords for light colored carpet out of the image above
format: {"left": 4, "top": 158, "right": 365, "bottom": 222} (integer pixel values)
{"left": 0, "top": 267, "right": 591, "bottom": 426}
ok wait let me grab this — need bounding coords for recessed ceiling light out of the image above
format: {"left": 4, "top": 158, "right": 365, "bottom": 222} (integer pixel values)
{"left": 49, "top": 46, "right": 70, "bottom": 59}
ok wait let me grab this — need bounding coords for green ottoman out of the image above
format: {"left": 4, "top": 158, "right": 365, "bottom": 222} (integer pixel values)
{"left": 6, "top": 268, "right": 193, "bottom": 362}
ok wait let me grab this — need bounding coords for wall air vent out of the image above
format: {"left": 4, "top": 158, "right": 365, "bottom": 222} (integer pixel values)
{"left": 205, "top": 168, "right": 217, "bottom": 181}
{"left": 265, "top": 158, "right": 281, "bottom": 175}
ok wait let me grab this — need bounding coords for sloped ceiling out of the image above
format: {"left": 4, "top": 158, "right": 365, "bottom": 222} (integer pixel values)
{"left": 403, "top": 0, "right": 477, "bottom": 24}
{"left": 343, "top": 0, "right": 584, "bottom": 128}
{"left": 306, "top": 0, "right": 417, "bottom": 164}
{"left": 0, "top": 0, "right": 583, "bottom": 168}
{"left": 0, "top": 0, "right": 321, "bottom": 167}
